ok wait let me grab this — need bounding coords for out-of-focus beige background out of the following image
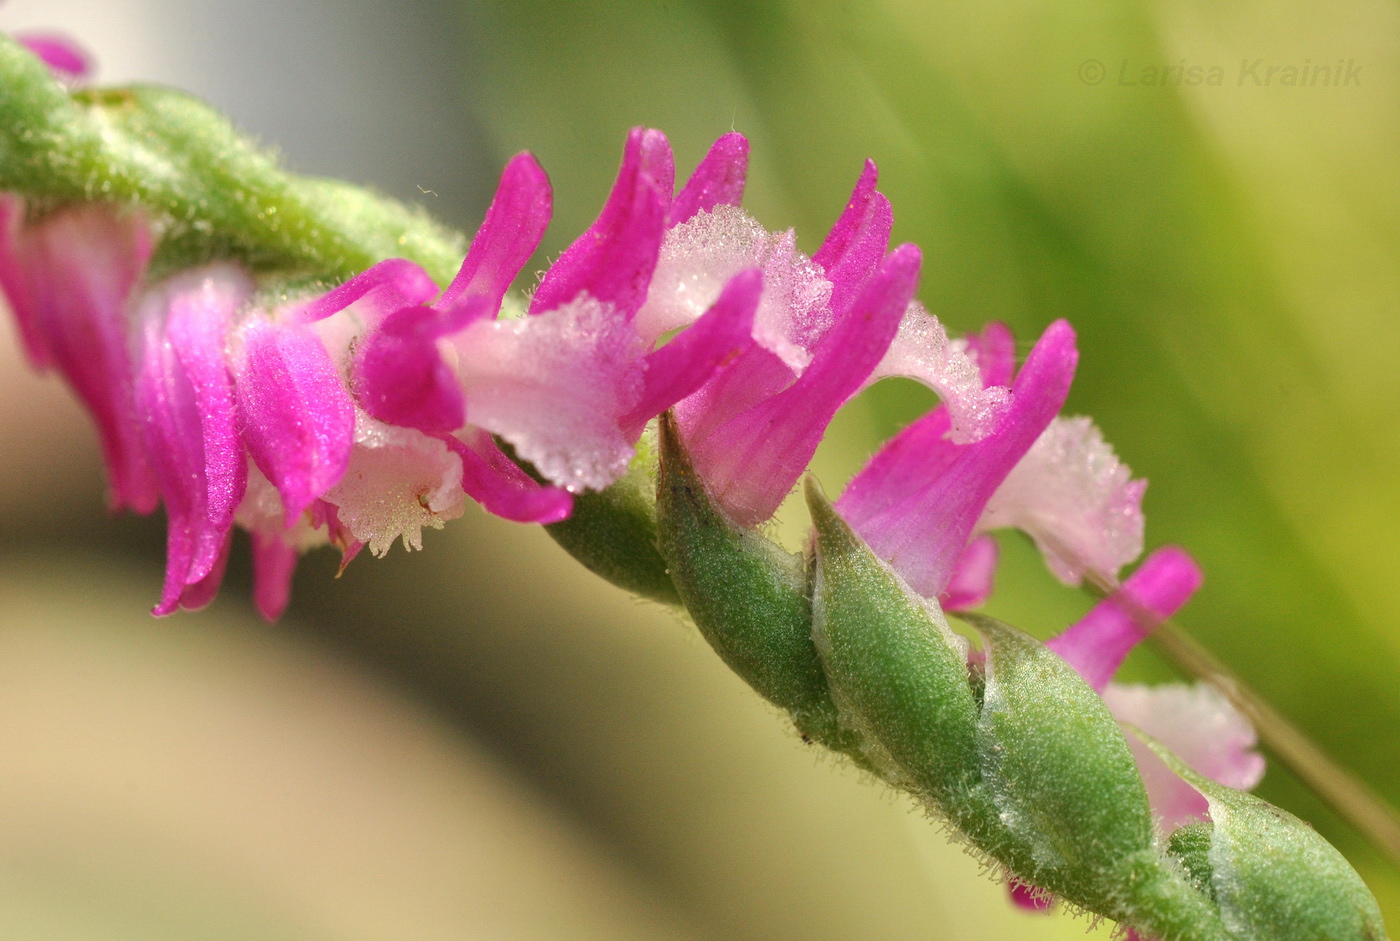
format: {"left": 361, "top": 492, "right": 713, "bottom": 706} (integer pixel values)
{"left": 2, "top": 1, "right": 1399, "bottom": 938}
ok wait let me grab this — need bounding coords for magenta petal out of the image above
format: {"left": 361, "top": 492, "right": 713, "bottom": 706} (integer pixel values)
{"left": 529, "top": 127, "right": 672, "bottom": 319}
{"left": 251, "top": 530, "right": 299, "bottom": 622}
{"left": 837, "top": 320, "right": 1078, "bottom": 597}
{"left": 966, "top": 321, "right": 1016, "bottom": 387}
{"left": 0, "top": 200, "right": 159, "bottom": 512}
{"left": 668, "top": 132, "right": 750, "bottom": 226}
{"left": 693, "top": 245, "right": 920, "bottom": 526}
{"left": 1046, "top": 546, "right": 1203, "bottom": 692}
{"left": 448, "top": 428, "right": 573, "bottom": 524}
{"left": 811, "top": 161, "right": 893, "bottom": 318}
{"left": 296, "top": 258, "right": 439, "bottom": 324}
{"left": 234, "top": 316, "right": 356, "bottom": 521}
{"left": 620, "top": 268, "right": 761, "bottom": 438}
{"left": 1008, "top": 881, "right": 1053, "bottom": 913}
{"left": 353, "top": 297, "right": 494, "bottom": 435}
{"left": 813, "top": 160, "right": 878, "bottom": 270}
{"left": 16, "top": 33, "right": 92, "bottom": 79}
{"left": 439, "top": 152, "right": 552, "bottom": 311}
{"left": 177, "top": 529, "right": 232, "bottom": 613}
{"left": 939, "top": 535, "right": 999, "bottom": 611}
{"left": 136, "top": 267, "right": 251, "bottom": 614}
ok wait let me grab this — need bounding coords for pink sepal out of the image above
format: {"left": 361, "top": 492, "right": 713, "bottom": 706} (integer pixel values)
{"left": 939, "top": 535, "right": 998, "bottom": 611}
{"left": 668, "top": 132, "right": 749, "bottom": 226}
{"left": 176, "top": 529, "right": 232, "bottom": 613}
{"left": 449, "top": 428, "right": 573, "bottom": 524}
{"left": 966, "top": 321, "right": 1016, "bottom": 387}
{"left": 836, "top": 320, "right": 1077, "bottom": 598}
{"left": 137, "top": 267, "right": 252, "bottom": 616}
{"left": 815, "top": 161, "right": 892, "bottom": 320}
{"left": 353, "top": 296, "right": 493, "bottom": 434}
{"left": 1046, "top": 546, "right": 1203, "bottom": 692}
{"left": 296, "top": 257, "right": 439, "bottom": 324}
{"left": 234, "top": 316, "right": 356, "bottom": 522}
{"left": 0, "top": 199, "right": 159, "bottom": 513}
{"left": 439, "top": 152, "right": 552, "bottom": 311}
{"left": 692, "top": 244, "right": 920, "bottom": 527}
{"left": 16, "top": 33, "right": 92, "bottom": 79}
{"left": 620, "top": 268, "right": 761, "bottom": 438}
{"left": 251, "top": 530, "right": 299, "bottom": 622}
{"left": 530, "top": 127, "right": 673, "bottom": 319}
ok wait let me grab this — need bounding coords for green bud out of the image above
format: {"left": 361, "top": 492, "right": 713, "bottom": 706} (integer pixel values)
{"left": 964, "top": 613, "right": 1156, "bottom": 898}
{"left": 543, "top": 428, "right": 681, "bottom": 606}
{"left": 805, "top": 477, "right": 983, "bottom": 801}
{"left": 1143, "top": 738, "right": 1389, "bottom": 941}
{"left": 655, "top": 416, "right": 851, "bottom": 752}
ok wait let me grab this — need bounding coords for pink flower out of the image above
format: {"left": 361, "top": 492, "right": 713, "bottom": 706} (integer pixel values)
{"left": 656, "top": 144, "right": 1006, "bottom": 526}
{"left": 1004, "top": 548, "right": 1263, "bottom": 913}
{"left": 0, "top": 197, "right": 158, "bottom": 513}
{"left": 0, "top": 199, "right": 558, "bottom": 620}
{"left": 835, "top": 318, "right": 1149, "bottom": 611}
{"left": 353, "top": 131, "right": 762, "bottom": 496}
{"left": 836, "top": 320, "right": 1079, "bottom": 604}
{"left": 1047, "top": 548, "right": 1265, "bottom": 831}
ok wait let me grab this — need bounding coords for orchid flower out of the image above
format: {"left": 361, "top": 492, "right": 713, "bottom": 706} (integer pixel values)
{"left": 354, "top": 130, "right": 763, "bottom": 497}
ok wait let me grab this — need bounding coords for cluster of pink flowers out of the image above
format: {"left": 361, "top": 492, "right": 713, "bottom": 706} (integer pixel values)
{"left": 1, "top": 118, "right": 1262, "bottom": 854}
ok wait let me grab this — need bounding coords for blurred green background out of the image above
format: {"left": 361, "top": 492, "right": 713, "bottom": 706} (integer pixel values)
{"left": 2, "top": 0, "right": 1399, "bottom": 937}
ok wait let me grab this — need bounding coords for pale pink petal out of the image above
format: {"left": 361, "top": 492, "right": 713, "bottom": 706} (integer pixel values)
{"left": 296, "top": 257, "right": 439, "bottom": 324}
{"left": 233, "top": 316, "right": 355, "bottom": 521}
{"left": 691, "top": 245, "right": 920, "bottom": 527}
{"left": 636, "top": 205, "right": 832, "bottom": 370}
{"left": 251, "top": 530, "right": 299, "bottom": 623}
{"left": 449, "top": 427, "right": 573, "bottom": 524}
{"left": 454, "top": 295, "right": 647, "bottom": 491}
{"left": 619, "top": 268, "right": 761, "bottom": 439}
{"left": 1104, "top": 682, "right": 1266, "bottom": 833}
{"left": 668, "top": 132, "right": 749, "bottom": 226}
{"left": 0, "top": 199, "right": 159, "bottom": 512}
{"left": 978, "top": 415, "right": 1147, "bottom": 585}
{"left": 15, "top": 33, "right": 92, "bottom": 79}
{"left": 635, "top": 204, "right": 828, "bottom": 369}
{"left": 438, "top": 152, "right": 552, "bottom": 311}
{"left": 1047, "top": 546, "right": 1203, "bottom": 691}
{"left": 837, "top": 321, "right": 1078, "bottom": 598}
{"left": 868, "top": 301, "right": 1010, "bottom": 443}
{"left": 324, "top": 411, "right": 466, "bottom": 556}
{"left": 939, "top": 535, "right": 998, "bottom": 611}
{"left": 530, "top": 128, "right": 672, "bottom": 319}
